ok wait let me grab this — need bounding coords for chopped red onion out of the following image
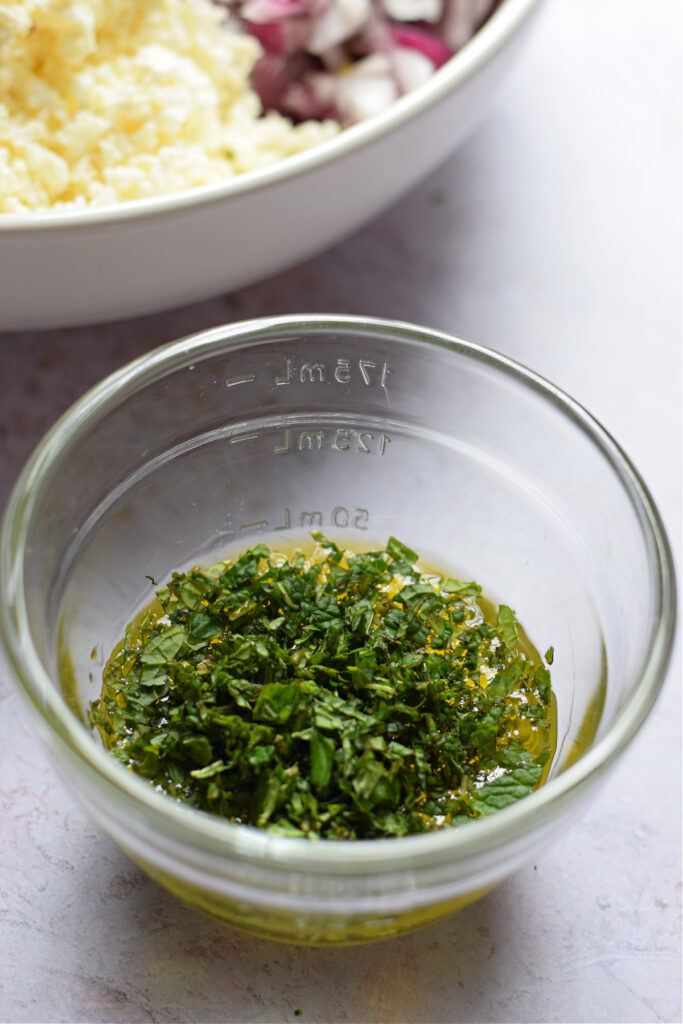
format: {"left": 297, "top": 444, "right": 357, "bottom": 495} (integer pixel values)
{"left": 216, "top": 0, "right": 499, "bottom": 124}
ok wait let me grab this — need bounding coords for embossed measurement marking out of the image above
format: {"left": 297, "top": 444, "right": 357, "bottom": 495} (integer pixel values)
{"left": 226, "top": 507, "right": 371, "bottom": 538}
{"left": 270, "top": 506, "right": 370, "bottom": 531}
{"left": 239, "top": 519, "right": 269, "bottom": 532}
{"left": 274, "top": 357, "right": 391, "bottom": 388}
{"left": 225, "top": 373, "right": 256, "bottom": 388}
{"left": 229, "top": 432, "right": 260, "bottom": 445}
{"left": 274, "top": 428, "right": 391, "bottom": 456}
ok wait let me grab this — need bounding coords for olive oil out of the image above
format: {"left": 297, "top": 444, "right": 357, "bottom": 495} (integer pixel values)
{"left": 90, "top": 534, "right": 557, "bottom": 838}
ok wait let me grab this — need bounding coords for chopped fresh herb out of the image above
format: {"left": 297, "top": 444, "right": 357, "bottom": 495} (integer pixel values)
{"left": 89, "top": 535, "right": 555, "bottom": 839}
{"left": 496, "top": 605, "right": 519, "bottom": 648}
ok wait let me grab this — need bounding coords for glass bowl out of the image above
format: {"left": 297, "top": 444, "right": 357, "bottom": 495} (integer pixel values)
{"left": 0, "top": 315, "right": 675, "bottom": 945}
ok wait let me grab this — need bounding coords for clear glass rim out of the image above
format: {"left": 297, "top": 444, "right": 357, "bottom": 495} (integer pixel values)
{"left": 0, "top": 0, "right": 541, "bottom": 232}
{"left": 1, "top": 315, "right": 676, "bottom": 873}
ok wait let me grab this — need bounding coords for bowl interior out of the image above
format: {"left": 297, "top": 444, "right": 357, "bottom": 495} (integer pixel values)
{"left": 16, "top": 318, "right": 664, "bottom": 792}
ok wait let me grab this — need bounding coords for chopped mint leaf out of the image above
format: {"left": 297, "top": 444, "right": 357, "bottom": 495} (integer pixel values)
{"left": 89, "top": 537, "right": 555, "bottom": 839}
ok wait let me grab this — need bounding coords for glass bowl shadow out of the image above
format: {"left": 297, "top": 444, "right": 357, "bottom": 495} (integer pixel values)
{"left": 0, "top": 315, "right": 675, "bottom": 945}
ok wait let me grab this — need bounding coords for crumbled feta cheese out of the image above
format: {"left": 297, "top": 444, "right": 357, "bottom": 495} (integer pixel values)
{"left": 0, "top": 0, "right": 338, "bottom": 212}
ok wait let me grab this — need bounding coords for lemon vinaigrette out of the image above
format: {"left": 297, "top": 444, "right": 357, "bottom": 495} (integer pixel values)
{"left": 89, "top": 534, "right": 556, "bottom": 838}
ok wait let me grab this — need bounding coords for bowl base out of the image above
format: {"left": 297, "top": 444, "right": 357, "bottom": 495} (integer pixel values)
{"left": 134, "top": 855, "right": 494, "bottom": 945}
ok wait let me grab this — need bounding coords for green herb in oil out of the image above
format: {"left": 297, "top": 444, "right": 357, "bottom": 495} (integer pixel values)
{"left": 89, "top": 535, "right": 555, "bottom": 839}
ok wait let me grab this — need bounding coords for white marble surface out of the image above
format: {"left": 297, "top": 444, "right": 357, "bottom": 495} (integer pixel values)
{"left": 1, "top": 2, "right": 680, "bottom": 1022}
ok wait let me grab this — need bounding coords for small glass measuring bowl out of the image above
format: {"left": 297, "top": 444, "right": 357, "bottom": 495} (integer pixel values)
{"left": 0, "top": 315, "right": 675, "bottom": 945}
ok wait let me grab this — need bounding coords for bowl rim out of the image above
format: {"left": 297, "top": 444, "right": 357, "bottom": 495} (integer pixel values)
{"left": 0, "top": 314, "right": 677, "bottom": 873}
{"left": 0, "top": 0, "right": 542, "bottom": 232}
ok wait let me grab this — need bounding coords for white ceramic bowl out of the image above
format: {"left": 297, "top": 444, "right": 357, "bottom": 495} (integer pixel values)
{"left": 0, "top": 0, "right": 542, "bottom": 332}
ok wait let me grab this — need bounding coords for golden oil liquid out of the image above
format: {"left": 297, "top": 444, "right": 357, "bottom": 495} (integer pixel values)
{"left": 94, "top": 533, "right": 557, "bottom": 792}
{"left": 71, "top": 533, "right": 562, "bottom": 944}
